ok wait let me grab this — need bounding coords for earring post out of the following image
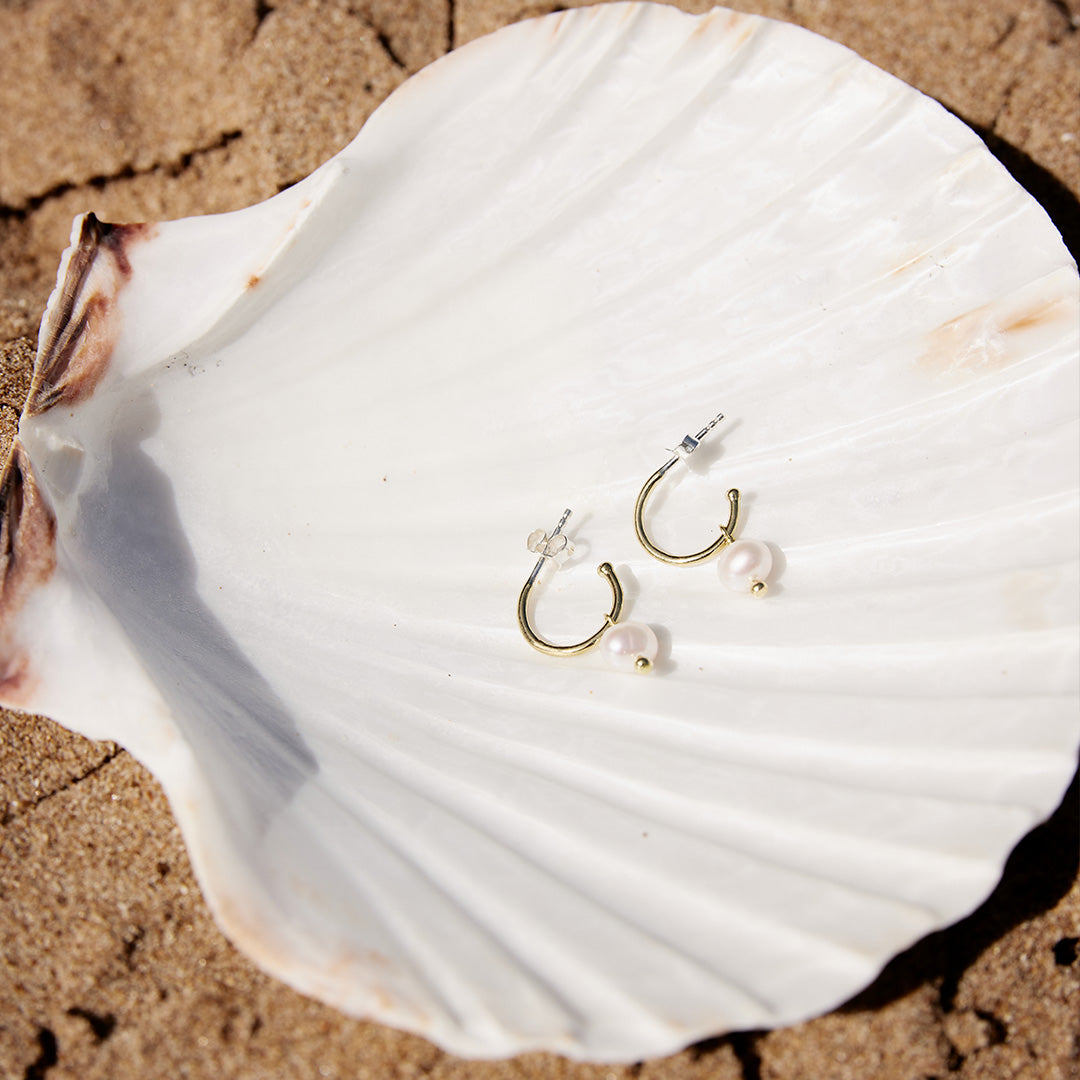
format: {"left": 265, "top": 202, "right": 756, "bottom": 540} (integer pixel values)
{"left": 550, "top": 508, "right": 572, "bottom": 540}
{"left": 694, "top": 410, "right": 725, "bottom": 443}
{"left": 527, "top": 508, "right": 573, "bottom": 585}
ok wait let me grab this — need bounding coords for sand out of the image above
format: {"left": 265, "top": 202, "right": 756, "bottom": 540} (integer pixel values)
{"left": 1, "top": 2, "right": 1078, "bottom": 1077}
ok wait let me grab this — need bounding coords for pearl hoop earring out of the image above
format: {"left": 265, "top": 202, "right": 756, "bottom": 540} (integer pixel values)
{"left": 633, "top": 413, "right": 773, "bottom": 595}
{"left": 518, "top": 509, "right": 658, "bottom": 672}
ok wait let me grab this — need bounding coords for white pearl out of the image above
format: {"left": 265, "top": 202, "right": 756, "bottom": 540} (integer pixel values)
{"left": 600, "top": 621, "right": 659, "bottom": 673}
{"left": 718, "top": 538, "right": 773, "bottom": 594}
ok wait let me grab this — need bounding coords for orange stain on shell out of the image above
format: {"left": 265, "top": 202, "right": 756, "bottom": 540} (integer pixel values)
{"left": 918, "top": 291, "right": 1074, "bottom": 377}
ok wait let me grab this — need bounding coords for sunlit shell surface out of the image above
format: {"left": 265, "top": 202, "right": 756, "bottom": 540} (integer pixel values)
{"left": 1, "top": 1, "right": 1078, "bottom": 1062}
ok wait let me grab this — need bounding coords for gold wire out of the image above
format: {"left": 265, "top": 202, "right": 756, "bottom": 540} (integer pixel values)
{"left": 517, "top": 561, "right": 625, "bottom": 656}
{"left": 633, "top": 464, "right": 741, "bottom": 565}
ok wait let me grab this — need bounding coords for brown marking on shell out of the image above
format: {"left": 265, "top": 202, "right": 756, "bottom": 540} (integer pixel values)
{"left": 26, "top": 214, "right": 159, "bottom": 416}
{"left": 247, "top": 274, "right": 261, "bottom": 289}
{"left": 691, "top": 8, "right": 723, "bottom": 37}
{"left": 698, "top": 9, "right": 755, "bottom": 49}
{"left": 1000, "top": 296, "right": 1068, "bottom": 334}
{"left": 549, "top": 8, "right": 570, "bottom": 35}
{"left": 918, "top": 292, "right": 1073, "bottom": 377}
{"left": 0, "top": 441, "right": 57, "bottom": 707}
{"left": 730, "top": 16, "right": 756, "bottom": 50}
{"left": 0, "top": 650, "right": 35, "bottom": 704}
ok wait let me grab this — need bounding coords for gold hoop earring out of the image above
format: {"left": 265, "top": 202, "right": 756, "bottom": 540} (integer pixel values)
{"left": 518, "top": 509, "right": 657, "bottom": 672}
{"left": 633, "top": 413, "right": 772, "bottom": 595}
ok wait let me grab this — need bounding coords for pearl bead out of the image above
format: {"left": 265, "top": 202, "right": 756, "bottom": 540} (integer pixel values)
{"left": 600, "top": 620, "right": 658, "bottom": 673}
{"left": 717, "top": 538, "right": 772, "bottom": 594}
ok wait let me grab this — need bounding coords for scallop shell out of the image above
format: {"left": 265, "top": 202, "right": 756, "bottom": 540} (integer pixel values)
{"left": 2, "top": 1, "right": 1077, "bottom": 1062}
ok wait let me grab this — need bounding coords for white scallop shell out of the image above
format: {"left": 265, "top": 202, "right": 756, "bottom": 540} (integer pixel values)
{"left": 1, "top": 1, "right": 1077, "bottom": 1062}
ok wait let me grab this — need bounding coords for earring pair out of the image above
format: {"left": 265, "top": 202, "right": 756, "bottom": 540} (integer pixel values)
{"left": 517, "top": 412, "right": 772, "bottom": 673}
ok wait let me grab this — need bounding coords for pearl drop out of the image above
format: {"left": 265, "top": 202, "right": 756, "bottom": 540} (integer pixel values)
{"left": 600, "top": 621, "right": 659, "bottom": 673}
{"left": 718, "top": 538, "right": 773, "bottom": 593}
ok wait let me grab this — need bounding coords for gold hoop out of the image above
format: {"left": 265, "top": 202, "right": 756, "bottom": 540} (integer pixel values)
{"left": 633, "top": 413, "right": 741, "bottom": 565}
{"left": 634, "top": 471, "right": 740, "bottom": 565}
{"left": 518, "top": 560, "right": 624, "bottom": 656}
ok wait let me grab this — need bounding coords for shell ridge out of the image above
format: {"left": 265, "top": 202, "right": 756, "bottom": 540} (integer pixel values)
{"left": 292, "top": 618, "right": 1075, "bottom": 766}
{"left": 346, "top": 2, "right": 657, "bottom": 157}
{"left": 288, "top": 783, "right": 584, "bottom": 1040}
{"left": 180, "top": 803, "right": 516, "bottom": 1053}
{"left": 562, "top": 97, "right": 953, "bottom": 340}
{"left": 359, "top": 86, "right": 929, "bottom": 369}
{"left": 528, "top": 212, "right": 1074, "bottom": 408}
{"left": 325, "top": 703, "right": 970, "bottom": 920}
{"left": 334, "top": 811, "right": 780, "bottom": 1050}
{"left": 686, "top": 629, "right": 1077, "bottom": 697}
{"left": 405, "top": 706, "right": 1009, "bottom": 879}
{"left": 721, "top": 368, "right": 1079, "bottom": 469}
{"left": 454, "top": 6, "right": 759, "bottom": 235}
{"left": 406, "top": 677, "right": 1070, "bottom": 804}
{"left": 307, "top": 710, "right": 877, "bottom": 1000}
{"left": 316, "top": 18, "right": 778, "bottom": 358}
{"left": 266, "top": 602, "right": 1076, "bottom": 789}
{"left": 303, "top": 769, "right": 689, "bottom": 1046}
{"left": 780, "top": 476, "right": 1079, "bottom": 534}
{"left": 721, "top": 197, "right": 1037, "bottom": 349}
{"left": 262, "top": 804, "right": 512, "bottom": 1038}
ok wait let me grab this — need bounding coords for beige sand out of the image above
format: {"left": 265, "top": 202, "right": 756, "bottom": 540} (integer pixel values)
{"left": 1, "top": 2, "right": 1078, "bottom": 1077}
